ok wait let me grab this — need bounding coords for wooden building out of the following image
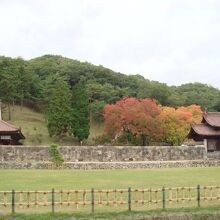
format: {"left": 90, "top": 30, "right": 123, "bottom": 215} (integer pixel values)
{"left": 188, "top": 112, "right": 220, "bottom": 152}
{"left": 0, "top": 120, "right": 25, "bottom": 145}
{"left": 0, "top": 101, "right": 25, "bottom": 145}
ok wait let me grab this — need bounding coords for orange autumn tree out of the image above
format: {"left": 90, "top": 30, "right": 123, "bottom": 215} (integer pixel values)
{"left": 103, "top": 97, "right": 161, "bottom": 145}
{"left": 160, "top": 105, "right": 202, "bottom": 145}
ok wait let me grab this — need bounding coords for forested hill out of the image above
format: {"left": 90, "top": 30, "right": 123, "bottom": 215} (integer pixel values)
{"left": 1, "top": 54, "right": 220, "bottom": 121}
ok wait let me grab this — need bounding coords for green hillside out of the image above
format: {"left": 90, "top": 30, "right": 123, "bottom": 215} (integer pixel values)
{"left": 2, "top": 105, "right": 104, "bottom": 145}
{"left": 1, "top": 54, "right": 220, "bottom": 114}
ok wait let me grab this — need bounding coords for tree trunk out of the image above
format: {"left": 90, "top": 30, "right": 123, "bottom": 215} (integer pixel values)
{"left": 8, "top": 103, "right": 11, "bottom": 120}
{"left": 59, "top": 133, "right": 64, "bottom": 143}
{"left": 12, "top": 99, "right": 15, "bottom": 111}
{"left": 20, "top": 92, "right": 23, "bottom": 111}
{"left": 141, "top": 135, "right": 146, "bottom": 146}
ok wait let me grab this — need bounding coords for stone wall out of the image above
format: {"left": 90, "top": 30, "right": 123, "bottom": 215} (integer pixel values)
{"left": 0, "top": 160, "right": 220, "bottom": 169}
{"left": 0, "top": 145, "right": 206, "bottom": 162}
{"left": 207, "top": 151, "right": 220, "bottom": 160}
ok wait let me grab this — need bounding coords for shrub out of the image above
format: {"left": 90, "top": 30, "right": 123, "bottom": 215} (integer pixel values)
{"left": 49, "top": 144, "right": 64, "bottom": 164}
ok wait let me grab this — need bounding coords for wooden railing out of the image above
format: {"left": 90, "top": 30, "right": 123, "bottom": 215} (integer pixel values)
{"left": 0, "top": 185, "right": 220, "bottom": 213}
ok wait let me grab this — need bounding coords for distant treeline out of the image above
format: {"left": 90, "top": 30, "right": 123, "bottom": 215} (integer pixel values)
{"left": 1, "top": 54, "right": 220, "bottom": 122}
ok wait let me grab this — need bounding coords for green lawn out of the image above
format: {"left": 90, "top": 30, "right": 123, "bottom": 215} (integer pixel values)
{"left": 0, "top": 167, "right": 220, "bottom": 190}
{"left": 1, "top": 168, "right": 220, "bottom": 216}
{"left": 1, "top": 207, "right": 220, "bottom": 220}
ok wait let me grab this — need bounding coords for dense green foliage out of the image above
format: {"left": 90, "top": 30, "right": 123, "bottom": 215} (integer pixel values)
{"left": 1, "top": 55, "right": 220, "bottom": 113}
{"left": 90, "top": 100, "right": 106, "bottom": 122}
{"left": 47, "top": 80, "right": 71, "bottom": 138}
{"left": 0, "top": 57, "right": 41, "bottom": 105}
{"left": 49, "top": 144, "right": 64, "bottom": 164}
{"left": 0, "top": 57, "right": 41, "bottom": 119}
{"left": 71, "top": 83, "right": 90, "bottom": 142}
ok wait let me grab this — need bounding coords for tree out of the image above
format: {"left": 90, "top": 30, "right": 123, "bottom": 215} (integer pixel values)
{"left": 0, "top": 57, "right": 19, "bottom": 119}
{"left": 0, "top": 56, "right": 42, "bottom": 116}
{"left": 47, "top": 79, "right": 71, "bottom": 139}
{"left": 212, "top": 100, "right": 220, "bottom": 112}
{"left": 175, "top": 83, "right": 220, "bottom": 110}
{"left": 159, "top": 105, "right": 202, "bottom": 145}
{"left": 71, "top": 83, "right": 90, "bottom": 142}
{"left": 150, "top": 82, "right": 172, "bottom": 106}
{"left": 90, "top": 100, "right": 106, "bottom": 122}
{"left": 103, "top": 97, "right": 161, "bottom": 146}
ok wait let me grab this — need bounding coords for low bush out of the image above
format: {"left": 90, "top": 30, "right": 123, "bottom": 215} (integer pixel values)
{"left": 49, "top": 144, "right": 64, "bottom": 164}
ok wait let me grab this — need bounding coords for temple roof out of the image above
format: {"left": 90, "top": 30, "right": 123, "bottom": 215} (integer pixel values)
{"left": 0, "top": 120, "right": 25, "bottom": 139}
{"left": 188, "top": 111, "right": 220, "bottom": 141}
{"left": 202, "top": 112, "right": 220, "bottom": 128}
{"left": 0, "top": 120, "right": 20, "bottom": 132}
{"left": 190, "top": 123, "right": 220, "bottom": 137}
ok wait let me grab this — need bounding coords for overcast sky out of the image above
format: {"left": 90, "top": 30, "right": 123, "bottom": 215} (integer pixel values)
{"left": 0, "top": 0, "right": 220, "bottom": 88}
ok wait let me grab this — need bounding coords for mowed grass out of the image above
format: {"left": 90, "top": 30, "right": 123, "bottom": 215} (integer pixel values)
{"left": 2, "top": 207, "right": 220, "bottom": 220}
{"left": 0, "top": 167, "right": 220, "bottom": 190}
{"left": 2, "top": 105, "right": 104, "bottom": 145}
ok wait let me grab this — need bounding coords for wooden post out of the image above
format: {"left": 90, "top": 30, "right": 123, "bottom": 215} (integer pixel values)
{"left": 162, "top": 187, "right": 165, "bottom": 209}
{"left": 91, "top": 188, "right": 94, "bottom": 213}
{"left": 12, "top": 189, "right": 15, "bottom": 213}
{"left": 52, "top": 188, "right": 55, "bottom": 213}
{"left": 197, "top": 185, "right": 200, "bottom": 207}
{"left": 128, "top": 187, "right": 131, "bottom": 211}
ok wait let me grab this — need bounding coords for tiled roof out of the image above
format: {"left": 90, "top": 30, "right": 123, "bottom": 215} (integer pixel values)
{"left": 191, "top": 123, "right": 220, "bottom": 136}
{"left": 0, "top": 120, "right": 20, "bottom": 132}
{"left": 203, "top": 112, "right": 220, "bottom": 128}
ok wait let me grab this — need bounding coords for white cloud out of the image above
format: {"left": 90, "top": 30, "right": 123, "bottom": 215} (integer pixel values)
{"left": 0, "top": 0, "right": 220, "bottom": 88}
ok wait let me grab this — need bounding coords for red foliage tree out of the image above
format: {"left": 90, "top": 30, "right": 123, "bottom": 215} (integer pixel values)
{"left": 103, "top": 97, "right": 161, "bottom": 145}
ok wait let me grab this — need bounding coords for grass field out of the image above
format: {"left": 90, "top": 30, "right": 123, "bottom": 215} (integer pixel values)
{"left": 1, "top": 206, "right": 220, "bottom": 220}
{"left": 0, "top": 168, "right": 220, "bottom": 216}
{"left": 0, "top": 167, "right": 220, "bottom": 190}
{"left": 2, "top": 105, "right": 104, "bottom": 145}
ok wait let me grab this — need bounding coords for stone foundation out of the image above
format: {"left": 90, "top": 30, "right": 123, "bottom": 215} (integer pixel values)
{"left": 0, "top": 145, "right": 213, "bottom": 169}
{"left": 207, "top": 151, "right": 220, "bottom": 160}
{"left": 0, "top": 160, "right": 220, "bottom": 169}
{"left": 0, "top": 145, "right": 206, "bottom": 162}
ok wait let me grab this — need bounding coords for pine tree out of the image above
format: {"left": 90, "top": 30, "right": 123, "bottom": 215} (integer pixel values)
{"left": 47, "top": 79, "right": 71, "bottom": 139}
{"left": 71, "top": 83, "right": 90, "bottom": 142}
